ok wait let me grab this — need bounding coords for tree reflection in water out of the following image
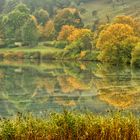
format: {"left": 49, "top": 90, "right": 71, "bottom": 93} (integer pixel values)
{"left": 0, "top": 60, "right": 140, "bottom": 117}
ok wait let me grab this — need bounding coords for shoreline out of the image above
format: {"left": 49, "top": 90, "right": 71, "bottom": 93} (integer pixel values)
{"left": 0, "top": 46, "right": 99, "bottom": 61}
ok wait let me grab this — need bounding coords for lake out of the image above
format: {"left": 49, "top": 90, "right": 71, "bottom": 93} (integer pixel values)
{"left": 0, "top": 60, "right": 140, "bottom": 117}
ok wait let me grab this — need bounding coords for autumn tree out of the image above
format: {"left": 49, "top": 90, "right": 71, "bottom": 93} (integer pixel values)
{"left": 38, "top": 20, "right": 55, "bottom": 40}
{"left": 113, "top": 16, "right": 140, "bottom": 36}
{"left": 54, "top": 8, "right": 84, "bottom": 32}
{"left": 97, "top": 23, "right": 139, "bottom": 64}
{"left": 65, "top": 28, "right": 93, "bottom": 55}
{"left": 68, "top": 28, "right": 93, "bottom": 43}
{"left": 57, "top": 25, "right": 76, "bottom": 41}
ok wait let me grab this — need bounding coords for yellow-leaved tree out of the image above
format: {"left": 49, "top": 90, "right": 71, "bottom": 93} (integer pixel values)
{"left": 67, "top": 28, "right": 92, "bottom": 42}
{"left": 64, "top": 28, "right": 93, "bottom": 57}
{"left": 113, "top": 16, "right": 140, "bottom": 36}
{"left": 97, "top": 20, "right": 139, "bottom": 64}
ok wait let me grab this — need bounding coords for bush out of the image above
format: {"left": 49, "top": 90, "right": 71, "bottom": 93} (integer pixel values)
{"left": 54, "top": 41, "right": 67, "bottom": 49}
{"left": 4, "top": 39, "right": 17, "bottom": 48}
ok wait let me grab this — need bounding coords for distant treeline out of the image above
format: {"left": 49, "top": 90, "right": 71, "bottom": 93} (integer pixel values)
{"left": 0, "top": 0, "right": 94, "bottom": 15}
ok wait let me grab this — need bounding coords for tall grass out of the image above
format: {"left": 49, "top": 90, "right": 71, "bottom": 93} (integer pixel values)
{"left": 0, "top": 111, "right": 140, "bottom": 140}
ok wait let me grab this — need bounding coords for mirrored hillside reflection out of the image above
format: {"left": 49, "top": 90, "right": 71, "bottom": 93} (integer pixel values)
{"left": 0, "top": 60, "right": 140, "bottom": 117}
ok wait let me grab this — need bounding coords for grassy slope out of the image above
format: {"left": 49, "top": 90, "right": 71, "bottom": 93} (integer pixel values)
{"left": 80, "top": 0, "right": 140, "bottom": 25}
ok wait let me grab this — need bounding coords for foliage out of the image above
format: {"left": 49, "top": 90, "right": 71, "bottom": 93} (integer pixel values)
{"left": 65, "top": 39, "right": 84, "bottom": 56}
{"left": 2, "top": 4, "right": 30, "bottom": 40}
{"left": 54, "top": 8, "right": 84, "bottom": 32}
{"left": 60, "top": 27, "right": 94, "bottom": 60}
{"left": 68, "top": 28, "right": 93, "bottom": 43}
{"left": 65, "top": 28, "right": 93, "bottom": 53}
{"left": 113, "top": 16, "right": 140, "bottom": 36}
{"left": 54, "top": 41, "right": 68, "bottom": 49}
{"left": 21, "top": 17, "right": 40, "bottom": 47}
{"left": 14, "top": 3, "right": 30, "bottom": 14}
{"left": 38, "top": 20, "right": 56, "bottom": 41}
{"left": 97, "top": 23, "right": 139, "bottom": 65}
{"left": 57, "top": 25, "right": 76, "bottom": 41}
{"left": 34, "top": 9, "right": 49, "bottom": 26}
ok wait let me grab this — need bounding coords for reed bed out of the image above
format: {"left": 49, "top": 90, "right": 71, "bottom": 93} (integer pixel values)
{"left": 0, "top": 111, "right": 140, "bottom": 140}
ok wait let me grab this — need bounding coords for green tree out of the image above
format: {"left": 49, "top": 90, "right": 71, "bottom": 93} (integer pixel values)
{"left": 2, "top": 3, "right": 30, "bottom": 40}
{"left": 15, "top": 3, "right": 30, "bottom": 14}
{"left": 34, "top": 9, "right": 49, "bottom": 26}
{"left": 21, "top": 17, "right": 40, "bottom": 47}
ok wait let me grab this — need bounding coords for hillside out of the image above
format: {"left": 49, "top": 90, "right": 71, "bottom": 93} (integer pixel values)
{"left": 80, "top": 0, "right": 140, "bottom": 26}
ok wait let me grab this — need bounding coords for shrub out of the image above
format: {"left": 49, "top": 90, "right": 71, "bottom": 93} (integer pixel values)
{"left": 54, "top": 41, "right": 67, "bottom": 49}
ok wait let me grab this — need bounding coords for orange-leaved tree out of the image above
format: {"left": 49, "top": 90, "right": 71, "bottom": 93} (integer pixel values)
{"left": 38, "top": 20, "right": 55, "bottom": 40}
{"left": 57, "top": 25, "right": 76, "bottom": 41}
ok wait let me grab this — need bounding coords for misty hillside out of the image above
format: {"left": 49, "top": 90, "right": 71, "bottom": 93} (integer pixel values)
{"left": 0, "top": 0, "right": 139, "bottom": 26}
{"left": 79, "top": 0, "right": 140, "bottom": 26}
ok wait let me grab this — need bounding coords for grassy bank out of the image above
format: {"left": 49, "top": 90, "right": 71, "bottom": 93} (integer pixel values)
{"left": 0, "top": 45, "right": 99, "bottom": 61}
{"left": 0, "top": 46, "right": 64, "bottom": 60}
{"left": 0, "top": 111, "right": 139, "bottom": 140}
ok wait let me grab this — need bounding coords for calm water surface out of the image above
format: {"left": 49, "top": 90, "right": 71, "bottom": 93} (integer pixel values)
{"left": 0, "top": 60, "right": 140, "bottom": 117}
